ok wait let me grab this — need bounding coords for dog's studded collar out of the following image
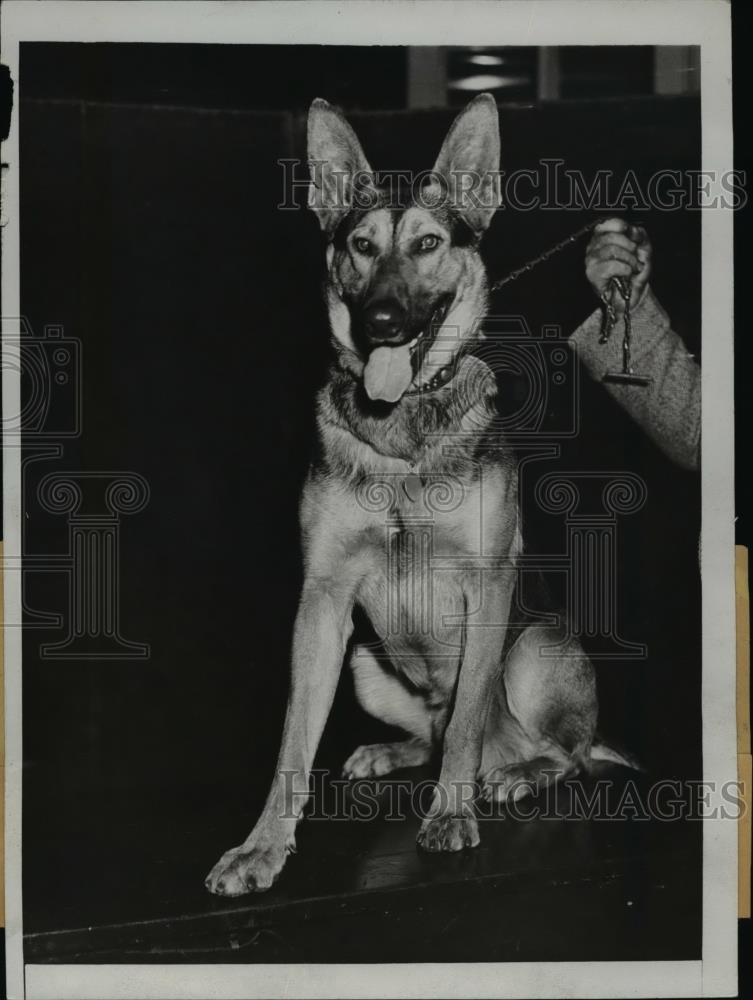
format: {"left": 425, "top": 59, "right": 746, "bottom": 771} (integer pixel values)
{"left": 405, "top": 359, "right": 459, "bottom": 394}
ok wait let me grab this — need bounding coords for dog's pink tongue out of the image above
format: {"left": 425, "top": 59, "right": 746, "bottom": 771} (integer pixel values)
{"left": 363, "top": 345, "right": 413, "bottom": 403}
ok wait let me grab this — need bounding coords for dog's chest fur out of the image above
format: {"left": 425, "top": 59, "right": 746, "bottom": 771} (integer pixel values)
{"left": 311, "top": 355, "right": 518, "bottom": 696}
{"left": 317, "top": 352, "right": 498, "bottom": 472}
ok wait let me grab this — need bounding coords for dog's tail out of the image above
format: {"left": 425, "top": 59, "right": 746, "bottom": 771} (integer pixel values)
{"left": 588, "top": 739, "right": 643, "bottom": 772}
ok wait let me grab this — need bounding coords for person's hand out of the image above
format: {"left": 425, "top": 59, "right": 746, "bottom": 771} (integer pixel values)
{"left": 585, "top": 218, "right": 652, "bottom": 311}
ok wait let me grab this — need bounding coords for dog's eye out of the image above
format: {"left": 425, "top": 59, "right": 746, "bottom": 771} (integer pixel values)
{"left": 353, "top": 237, "right": 374, "bottom": 256}
{"left": 417, "top": 234, "right": 441, "bottom": 253}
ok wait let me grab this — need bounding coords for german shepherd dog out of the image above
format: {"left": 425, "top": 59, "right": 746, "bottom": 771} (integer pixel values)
{"left": 206, "top": 94, "right": 631, "bottom": 896}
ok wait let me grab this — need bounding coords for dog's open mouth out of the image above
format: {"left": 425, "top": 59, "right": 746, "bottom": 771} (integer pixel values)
{"left": 362, "top": 295, "right": 454, "bottom": 403}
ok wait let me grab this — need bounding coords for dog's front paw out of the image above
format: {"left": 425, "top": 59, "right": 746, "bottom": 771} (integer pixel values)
{"left": 417, "top": 812, "right": 480, "bottom": 853}
{"left": 204, "top": 840, "right": 288, "bottom": 896}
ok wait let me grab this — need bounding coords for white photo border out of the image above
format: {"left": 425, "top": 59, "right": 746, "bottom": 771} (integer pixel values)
{"left": 1, "top": 2, "right": 736, "bottom": 998}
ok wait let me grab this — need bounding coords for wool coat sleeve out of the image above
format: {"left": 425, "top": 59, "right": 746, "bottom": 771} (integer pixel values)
{"left": 568, "top": 286, "right": 700, "bottom": 471}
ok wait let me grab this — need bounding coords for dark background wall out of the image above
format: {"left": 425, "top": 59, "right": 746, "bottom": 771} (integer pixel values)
{"left": 19, "top": 42, "right": 664, "bottom": 111}
{"left": 18, "top": 45, "right": 701, "bottom": 939}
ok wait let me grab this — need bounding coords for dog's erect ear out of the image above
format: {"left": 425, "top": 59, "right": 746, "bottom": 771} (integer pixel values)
{"left": 430, "top": 93, "right": 501, "bottom": 234}
{"left": 307, "top": 98, "right": 373, "bottom": 237}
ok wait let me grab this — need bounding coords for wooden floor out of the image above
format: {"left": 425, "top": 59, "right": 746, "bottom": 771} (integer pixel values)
{"left": 24, "top": 764, "right": 701, "bottom": 964}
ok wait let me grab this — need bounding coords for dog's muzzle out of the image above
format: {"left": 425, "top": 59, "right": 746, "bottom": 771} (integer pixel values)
{"left": 360, "top": 294, "right": 455, "bottom": 404}
{"left": 362, "top": 298, "right": 408, "bottom": 346}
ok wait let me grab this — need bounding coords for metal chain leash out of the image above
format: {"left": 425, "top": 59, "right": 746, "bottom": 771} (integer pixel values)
{"left": 597, "top": 274, "right": 650, "bottom": 386}
{"left": 489, "top": 219, "right": 599, "bottom": 293}
{"left": 600, "top": 275, "right": 631, "bottom": 361}
{"left": 489, "top": 218, "right": 650, "bottom": 386}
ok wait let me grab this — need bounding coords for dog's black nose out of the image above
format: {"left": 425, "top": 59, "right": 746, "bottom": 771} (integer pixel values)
{"left": 363, "top": 298, "right": 407, "bottom": 343}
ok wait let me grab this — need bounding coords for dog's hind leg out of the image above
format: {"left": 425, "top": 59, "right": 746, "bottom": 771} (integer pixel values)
{"left": 480, "top": 625, "right": 598, "bottom": 804}
{"left": 343, "top": 644, "right": 433, "bottom": 779}
{"left": 481, "top": 752, "right": 579, "bottom": 804}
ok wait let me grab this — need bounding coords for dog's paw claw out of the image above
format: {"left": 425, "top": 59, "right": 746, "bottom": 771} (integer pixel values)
{"left": 205, "top": 842, "right": 285, "bottom": 896}
{"left": 417, "top": 813, "right": 480, "bottom": 853}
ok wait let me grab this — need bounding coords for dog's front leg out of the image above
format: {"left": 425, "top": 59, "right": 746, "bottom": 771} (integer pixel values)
{"left": 205, "top": 577, "right": 355, "bottom": 895}
{"left": 417, "top": 569, "right": 515, "bottom": 852}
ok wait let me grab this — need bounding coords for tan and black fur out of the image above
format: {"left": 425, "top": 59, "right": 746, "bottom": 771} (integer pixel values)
{"left": 206, "top": 94, "right": 633, "bottom": 896}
